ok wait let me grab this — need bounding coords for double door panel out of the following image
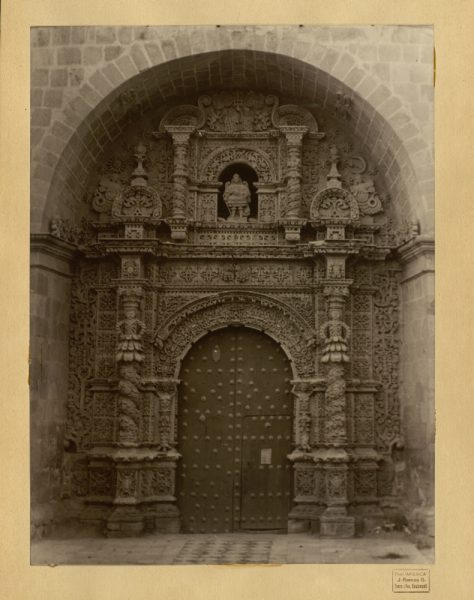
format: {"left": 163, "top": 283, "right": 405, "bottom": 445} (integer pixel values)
{"left": 177, "top": 327, "right": 292, "bottom": 533}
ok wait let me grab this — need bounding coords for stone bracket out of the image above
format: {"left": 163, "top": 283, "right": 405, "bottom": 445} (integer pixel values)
{"left": 167, "top": 219, "right": 188, "bottom": 241}
{"left": 280, "top": 219, "right": 305, "bottom": 241}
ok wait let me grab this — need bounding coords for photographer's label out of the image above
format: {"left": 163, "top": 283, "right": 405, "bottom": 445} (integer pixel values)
{"left": 393, "top": 569, "right": 430, "bottom": 593}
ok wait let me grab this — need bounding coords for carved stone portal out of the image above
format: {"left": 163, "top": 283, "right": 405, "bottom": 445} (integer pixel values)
{"left": 61, "top": 88, "right": 406, "bottom": 537}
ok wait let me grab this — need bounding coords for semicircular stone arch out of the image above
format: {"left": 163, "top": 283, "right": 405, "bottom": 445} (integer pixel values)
{"left": 31, "top": 26, "right": 434, "bottom": 235}
{"left": 153, "top": 292, "right": 317, "bottom": 380}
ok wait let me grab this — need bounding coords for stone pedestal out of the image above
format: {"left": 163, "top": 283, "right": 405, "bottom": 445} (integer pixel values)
{"left": 153, "top": 504, "right": 181, "bottom": 533}
{"left": 168, "top": 218, "right": 188, "bottom": 240}
{"left": 106, "top": 505, "right": 145, "bottom": 537}
{"left": 320, "top": 508, "right": 355, "bottom": 538}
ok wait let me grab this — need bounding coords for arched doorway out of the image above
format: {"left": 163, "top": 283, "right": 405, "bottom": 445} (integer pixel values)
{"left": 177, "top": 327, "right": 293, "bottom": 533}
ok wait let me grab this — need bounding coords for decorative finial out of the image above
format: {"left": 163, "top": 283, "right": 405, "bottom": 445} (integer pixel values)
{"left": 327, "top": 144, "right": 342, "bottom": 188}
{"left": 131, "top": 142, "right": 148, "bottom": 186}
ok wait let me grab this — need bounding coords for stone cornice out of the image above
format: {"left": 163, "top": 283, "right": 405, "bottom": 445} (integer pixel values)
{"left": 30, "top": 234, "right": 79, "bottom": 277}
{"left": 397, "top": 234, "right": 435, "bottom": 264}
{"left": 30, "top": 233, "right": 78, "bottom": 260}
{"left": 397, "top": 235, "right": 435, "bottom": 283}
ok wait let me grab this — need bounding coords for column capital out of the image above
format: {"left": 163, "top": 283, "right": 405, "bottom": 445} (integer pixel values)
{"left": 164, "top": 125, "right": 195, "bottom": 143}
{"left": 323, "top": 281, "right": 352, "bottom": 297}
{"left": 279, "top": 125, "right": 308, "bottom": 144}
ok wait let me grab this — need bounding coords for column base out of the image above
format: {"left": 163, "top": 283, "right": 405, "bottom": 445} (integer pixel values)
{"left": 288, "top": 519, "right": 310, "bottom": 533}
{"left": 153, "top": 503, "right": 181, "bottom": 533}
{"left": 320, "top": 508, "right": 355, "bottom": 538}
{"left": 106, "top": 506, "right": 145, "bottom": 537}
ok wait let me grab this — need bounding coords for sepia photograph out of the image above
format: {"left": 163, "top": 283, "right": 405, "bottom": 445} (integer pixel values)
{"left": 29, "top": 24, "right": 435, "bottom": 566}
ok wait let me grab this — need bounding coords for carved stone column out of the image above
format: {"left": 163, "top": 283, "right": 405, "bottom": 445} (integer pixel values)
{"left": 318, "top": 275, "right": 356, "bottom": 537}
{"left": 151, "top": 378, "right": 181, "bottom": 532}
{"left": 165, "top": 125, "right": 194, "bottom": 240}
{"left": 279, "top": 125, "right": 307, "bottom": 240}
{"left": 103, "top": 285, "right": 146, "bottom": 536}
{"left": 102, "top": 164, "right": 152, "bottom": 534}
{"left": 115, "top": 287, "right": 145, "bottom": 446}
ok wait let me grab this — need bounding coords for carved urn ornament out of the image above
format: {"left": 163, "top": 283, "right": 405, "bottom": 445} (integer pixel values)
{"left": 111, "top": 142, "right": 162, "bottom": 222}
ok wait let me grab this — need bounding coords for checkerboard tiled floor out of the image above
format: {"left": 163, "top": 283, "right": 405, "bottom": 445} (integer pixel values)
{"left": 31, "top": 533, "right": 433, "bottom": 565}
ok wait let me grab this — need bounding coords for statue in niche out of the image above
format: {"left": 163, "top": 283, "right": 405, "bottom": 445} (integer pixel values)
{"left": 223, "top": 173, "right": 251, "bottom": 222}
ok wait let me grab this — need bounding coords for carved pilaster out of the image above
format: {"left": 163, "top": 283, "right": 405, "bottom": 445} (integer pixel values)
{"left": 291, "top": 381, "right": 313, "bottom": 454}
{"left": 255, "top": 183, "right": 278, "bottom": 223}
{"left": 196, "top": 184, "right": 220, "bottom": 223}
{"left": 155, "top": 379, "right": 180, "bottom": 454}
{"left": 319, "top": 273, "right": 355, "bottom": 537}
{"left": 94, "top": 285, "right": 146, "bottom": 536}
{"left": 288, "top": 380, "right": 324, "bottom": 532}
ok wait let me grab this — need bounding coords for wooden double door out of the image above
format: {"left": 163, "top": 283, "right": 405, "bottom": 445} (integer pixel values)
{"left": 177, "top": 327, "right": 293, "bottom": 533}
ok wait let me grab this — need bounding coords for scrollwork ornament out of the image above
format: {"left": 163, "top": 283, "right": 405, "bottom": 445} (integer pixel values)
{"left": 153, "top": 293, "right": 316, "bottom": 378}
{"left": 295, "top": 468, "right": 316, "bottom": 496}
{"left": 198, "top": 90, "right": 278, "bottom": 132}
{"left": 200, "top": 147, "right": 275, "bottom": 182}
{"left": 157, "top": 391, "right": 173, "bottom": 451}
{"left": 349, "top": 174, "right": 383, "bottom": 215}
{"left": 275, "top": 105, "right": 323, "bottom": 135}
{"left": 49, "top": 217, "right": 94, "bottom": 247}
{"left": 324, "top": 365, "right": 347, "bottom": 445}
{"left": 91, "top": 174, "right": 123, "bottom": 214}
{"left": 310, "top": 187, "right": 359, "bottom": 222}
{"left": 112, "top": 186, "right": 162, "bottom": 220}
{"left": 117, "top": 364, "right": 141, "bottom": 444}
{"left": 373, "top": 269, "right": 401, "bottom": 448}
